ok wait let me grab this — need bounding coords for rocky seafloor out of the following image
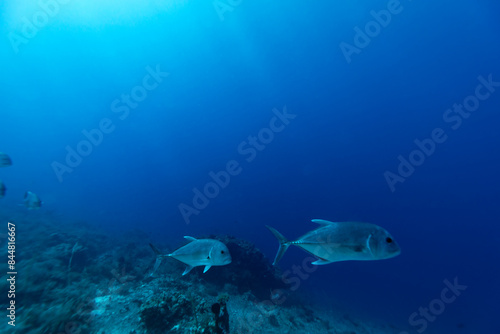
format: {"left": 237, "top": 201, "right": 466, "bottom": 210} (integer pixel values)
{"left": 0, "top": 210, "right": 401, "bottom": 334}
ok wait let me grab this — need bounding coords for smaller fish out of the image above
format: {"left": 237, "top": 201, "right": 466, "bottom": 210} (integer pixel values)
{"left": 0, "top": 153, "right": 12, "bottom": 167}
{"left": 0, "top": 181, "right": 5, "bottom": 198}
{"left": 150, "top": 236, "right": 231, "bottom": 276}
{"left": 24, "top": 191, "right": 42, "bottom": 209}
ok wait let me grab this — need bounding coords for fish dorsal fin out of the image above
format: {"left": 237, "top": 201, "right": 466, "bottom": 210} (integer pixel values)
{"left": 203, "top": 265, "right": 212, "bottom": 273}
{"left": 182, "top": 265, "right": 194, "bottom": 276}
{"left": 184, "top": 236, "right": 197, "bottom": 242}
{"left": 311, "top": 219, "right": 336, "bottom": 225}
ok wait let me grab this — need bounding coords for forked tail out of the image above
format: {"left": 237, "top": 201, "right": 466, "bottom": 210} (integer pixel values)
{"left": 149, "top": 243, "right": 167, "bottom": 276}
{"left": 266, "top": 225, "right": 291, "bottom": 265}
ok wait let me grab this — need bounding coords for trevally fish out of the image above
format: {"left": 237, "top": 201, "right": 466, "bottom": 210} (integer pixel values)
{"left": 0, "top": 153, "right": 12, "bottom": 167}
{"left": 0, "top": 180, "right": 5, "bottom": 198}
{"left": 267, "top": 219, "right": 400, "bottom": 265}
{"left": 24, "top": 191, "right": 42, "bottom": 209}
{"left": 149, "top": 236, "right": 231, "bottom": 276}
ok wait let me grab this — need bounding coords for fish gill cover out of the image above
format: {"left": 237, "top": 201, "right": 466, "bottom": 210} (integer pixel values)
{"left": 0, "top": 0, "right": 499, "bottom": 333}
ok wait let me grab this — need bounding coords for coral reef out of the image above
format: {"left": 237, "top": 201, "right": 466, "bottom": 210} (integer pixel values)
{"left": 194, "top": 235, "right": 287, "bottom": 300}
{"left": 211, "top": 294, "right": 230, "bottom": 334}
{"left": 139, "top": 279, "right": 196, "bottom": 333}
{"left": 0, "top": 208, "right": 400, "bottom": 334}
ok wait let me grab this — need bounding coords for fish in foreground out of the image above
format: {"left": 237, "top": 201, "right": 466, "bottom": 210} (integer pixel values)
{"left": 267, "top": 219, "right": 401, "bottom": 265}
{"left": 24, "top": 191, "right": 42, "bottom": 209}
{"left": 0, "top": 153, "right": 12, "bottom": 167}
{"left": 0, "top": 181, "right": 5, "bottom": 198}
{"left": 149, "top": 237, "right": 232, "bottom": 276}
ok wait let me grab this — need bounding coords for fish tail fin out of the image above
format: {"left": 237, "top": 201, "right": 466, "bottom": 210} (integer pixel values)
{"left": 149, "top": 243, "right": 162, "bottom": 256}
{"left": 149, "top": 243, "right": 167, "bottom": 276}
{"left": 266, "top": 225, "right": 291, "bottom": 266}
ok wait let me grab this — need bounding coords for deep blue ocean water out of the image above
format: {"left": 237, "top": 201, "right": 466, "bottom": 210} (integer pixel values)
{"left": 1, "top": 1, "right": 499, "bottom": 333}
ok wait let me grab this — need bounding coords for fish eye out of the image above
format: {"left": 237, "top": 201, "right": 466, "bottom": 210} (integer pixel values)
{"left": 386, "top": 237, "right": 393, "bottom": 243}
{"left": 221, "top": 251, "right": 224, "bottom": 254}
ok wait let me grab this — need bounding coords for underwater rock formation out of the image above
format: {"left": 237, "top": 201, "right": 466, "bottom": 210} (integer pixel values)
{"left": 139, "top": 281, "right": 194, "bottom": 333}
{"left": 196, "top": 235, "right": 286, "bottom": 300}
{"left": 211, "top": 294, "right": 230, "bottom": 334}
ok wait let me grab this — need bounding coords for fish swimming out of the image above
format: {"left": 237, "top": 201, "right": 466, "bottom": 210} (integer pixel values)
{"left": 266, "top": 219, "right": 401, "bottom": 265}
{"left": 149, "top": 236, "right": 232, "bottom": 276}
{"left": 0, "top": 153, "right": 12, "bottom": 167}
{"left": 0, "top": 181, "right": 5, "bottom": 198}
{"left": 24, "top": 191, "right": 42, "bottom": 209}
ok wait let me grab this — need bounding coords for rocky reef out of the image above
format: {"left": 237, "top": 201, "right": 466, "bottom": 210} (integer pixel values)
{"left": 189, "top": 235, "right": 287, "bottom": 300}
{"left": 0, "top": 209, "right": 398, "bottom": 334}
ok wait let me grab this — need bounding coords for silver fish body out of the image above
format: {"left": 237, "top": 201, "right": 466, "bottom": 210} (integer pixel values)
{"left": 0, "top": 153, "right": 12, "bottom": 167}
{"left": 24, "top": 191, "right": 42, "bottom": 209}
{"left": 150, "top": 236, "right": 231, "bottom": 276}
{"left": 267, "top": 219, "right": 400, "bottom": 265}
{"left": 0, "top": 181, "right": 5, "bottom": 198}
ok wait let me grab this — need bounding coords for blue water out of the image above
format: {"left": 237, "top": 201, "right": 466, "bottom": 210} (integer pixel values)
{"left": 1, "top": 1, "right": 499, "bottom": 333}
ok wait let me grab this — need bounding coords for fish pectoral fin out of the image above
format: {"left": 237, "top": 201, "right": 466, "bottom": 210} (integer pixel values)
{"left": 182, "top": 265, "right": 194, "bottom": 276}
{"left": 203, "top": 265, "right": 212, "bottom": 273}
{"left": 184, "top": 236, "right": 197, "bottom": 242}
{"left": 311, "top": 219, "right": 336, "bottom": 225}
{"left": 343, "top": 244, "right": 365, "bottom": 253}
{"left": 311, "top": 258, "right": 332, "bottom": 265}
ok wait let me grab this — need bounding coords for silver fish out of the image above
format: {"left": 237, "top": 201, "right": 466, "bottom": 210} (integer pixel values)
{"left": 150, "top": 236, "right": 231, "bottom": 276}
{"left": 24, "top": 191, "right": 42, "bottom": 209}
{"left": 0, "top": 181, "right": 5, "bottom": 198}
{"left": 0, "top": 153, "right": 12, "bottom": 167}
{"left": 267, "top": 219, "right": 401, "bottom": 265}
